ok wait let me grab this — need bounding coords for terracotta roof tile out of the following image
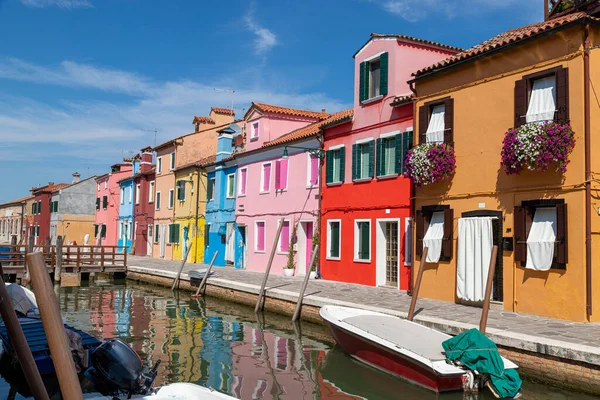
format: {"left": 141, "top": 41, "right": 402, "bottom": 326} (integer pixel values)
{"left": 0, "top": 195, "right": 34, "bottom": 207}
{"left": 251, "top": 102, "right": 331, "bottom": 120}
{"left": 391, "top": 94, "right": 414, "bottom": 107}
{"left": 211, "top": 107, "right": 235, "bottom": 116}
{"left": 193, "top": 116, "right": 215, "bottom": 125}
{"left": 414, "top": 12, "right": 593, "bottom": 78}
{"left": 263, "top": 109, "right": 354, "bottom": 148}
{"left": 173, "top": 154, "right": 217, "bottom": 172}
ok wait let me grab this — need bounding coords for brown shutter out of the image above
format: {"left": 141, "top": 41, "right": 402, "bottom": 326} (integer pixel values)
{"left": 415, "top": 210, "right": 424, "bottom": 258}
{"left": 418, "top": 105, "right": 428, "bottom": 144}
{"left": 555, "top": 67, "right": 569, "bottom": 124}
{"left": 514, "top": 206, "right": 527, "bottom": 262}
{"left": 556, "top": 203, "right": 568, "bottom": 264}
{"left": 443, "top": 98, "right": 454, "bottom": 145}
{"left": 514, "top": 78, "right": 527, "bottom": 128}
{"left": 442, "top": 208, "right": 454, "bottom": 259}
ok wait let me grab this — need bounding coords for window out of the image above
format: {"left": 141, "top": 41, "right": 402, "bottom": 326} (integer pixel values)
{"left": 415, "top": 206, "right": 454, "bottom": 262}
{"left": 359, "top": 52, "right": 388, "bottom": 102}
{"left": 135, "top": 184, "right": 141, "bottom": 205}
{"left": 120, "top": 187, "right": 125, "bottom": 204}
{"left": 102, "top": 196, "right": 108, "bottom": 210}
{"left": 157, "top": 157, "right": 162, "bottom": 174}
{"left": 104, "top": 180, "right": 108, "bottom": 189}
{"left": 129, "top": 186, "right": 133, "bottom": 204}
{"left": 307, "top": 154, "right": 319, "bottom": 187}
{"left": 515, "top": 67, "right": 569, "bottom": 127}
{"left": 101, "top": 224, "right": 106, "bottom": 239}
{"left": 50, "top": 201, "right": 58, "bottom": 213}
{"left": 32, "top": 202, "right": 37, "bottom": 215}
{"left": 204, "top": 223, "right": 210, "bottom": 248}
{"left": 155, "top": 192, "right": 161, "bottom": 210}
{"left": 149, "top": 181, "right": 155, "bottom": 203}
{"left": 255, "top": 221, "right": 266, "bottom": 252}
{"left": 170, "top": 152, "right": 175, "bottom": 170}
{"left": 354, "top": 220, "right": 371, "bottom": 262}
{"left": 239, "top": 168, "right": 248, "bottom": 196}
{"left": 352, "top": 140, "right": 374, "bottom": 181}
{"left": 327, "top": 220, "right": 341, "bottom": 260}
{"left": 154, "top": 224, "right": 160, "bottom": 243}
{"left": 325, "top": 147, "right": 345, "bottom": 185}
{"left": 260, "top": 163, "right": 272, "bottom": 193}
{"left": 418, "top": 98, "right": 454, "bottom": 145}
{"left": 128, "top": 222, "right": 133, "bottom": 240}
{"left": 168, "top": 189, "right": 174, "bottom": 209}
{"left": 38, "top": 201, "right": 41, "bottom": 214}
{"left": 275, "top": 159, "right": 288, "bottom": 191}
{"left": 226, "top": 174, "right": 235, "bottom": 198}
{"left": 97, "top": 182, "right": 100, "bottom": 192}
{"left": 279, "top": 220, "right": 290, "bottom": 253}
{"left": 176, "top": 180, "right": 186, "bottom": 201}
{"left": 207, "top": 178, "right": 215, "bottom": 201}
{"left": 118, "top": 222, "right": 123, "bottom": 240}
{"left": 377, "top": 131, "right": 412, "bottom": 177}
{"left": 514, "top": 200, "right": 567, "bottom": 270}
{"left": 35, "top": 226, "right": 40, "bottom": 237}
{"left": 405, "top": 218, "right": 413, "bottom": 267}
{"left": 96, "top": 198, "right": 100, "bottom": 210}
{"left": 251, "top": 122, "right": 259, "bottom": 140}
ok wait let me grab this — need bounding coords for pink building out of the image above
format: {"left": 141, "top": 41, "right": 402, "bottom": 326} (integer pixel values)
{"left": 235, "top": 103, "right": 329, "bottom": 275}
{"left": 94, "top": 163, "right": 133, "bottom": 246}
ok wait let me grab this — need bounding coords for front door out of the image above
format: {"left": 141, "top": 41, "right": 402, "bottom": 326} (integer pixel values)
{"left": 147, "top": 224, "right": 153, "bottom": 257}
{"left": 385, "top": 222, "right": 399, "bottom": 287}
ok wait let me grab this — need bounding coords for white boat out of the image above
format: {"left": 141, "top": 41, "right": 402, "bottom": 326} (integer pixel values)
{"left": 85, "top": 383, "right": 237, "bottom": 399}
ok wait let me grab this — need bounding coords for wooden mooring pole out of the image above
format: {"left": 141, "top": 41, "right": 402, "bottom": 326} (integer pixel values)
{"left": 172, "top": 244, "right": 193, "bottom": 292}
{"left": 54, "top": 236, "right": 63, "bottom": 283}
{"left": 192, "top": 250, "right": 218, "bottom": 298}
{"left": 255, "top": 218, "right": 285, "bottom": 313}
{"left": 27, "top": 252, "right": 83, "bottom": 400}
{"left": 0, "top": 274, "right": 49, "bottom": 400}
{"left": 479, "top": 245, "right": 499, "bottom": 334}
{"left": 407, "top": 247, "right": 428, "bottom": 322}
{"left": 292, "top": 244, "right": 319, "bottom": 322}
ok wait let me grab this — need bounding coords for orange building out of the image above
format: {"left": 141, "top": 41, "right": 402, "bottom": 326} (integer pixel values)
{"left": 410, "top": 3, "right": 600, "bottom": 322}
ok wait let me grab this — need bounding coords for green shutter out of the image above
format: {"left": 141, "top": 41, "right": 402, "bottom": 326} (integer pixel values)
{"left": 101, "top": 224, "right": 106, "bottom": 238}
{"left": 168, "top": 224, "right": 174, "bottom": 243}
{"left": 174, "top": 224, "right": 180, "bottom": 243}
{"left": 32, "top": 203, "right": 36, "bottom": 214}
{"left": 395, "top": 134, "right": 403, "bottom": 175}
{"left": 360, "top": 223, "right": 370, "bottom": 259}
{"left": 339, "top": 148, "right": 345, "bottom": 183}
{"left": 325, "top": 150, "right": 334, "bottom": 184}
{"left": 156, "top": 192, "right": 161, "bottom": 209}
{"left": 402, "top": 131, "right": 413, "bottom": 175}
{"left": 376, "top": 138, "right": 383, "bottom": 177}
{"left": 359, "top": 62, "right": 366, "bottom": 102}
{"left": 368, "top": 140, "right": 375, "bottom": 178}
{"left": 330, "top": 222, "right": 339, "bottom": 258}
{"left": 352, "top": 144, "right": 358, "bottom": 181}
{"left": 380, "top": 52, "right": 389, "bottom": 96}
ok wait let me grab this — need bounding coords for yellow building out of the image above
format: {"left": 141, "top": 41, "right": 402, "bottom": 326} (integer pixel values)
{"left": 171, "top": 156, "right": 213, "bottom": 263}
{"left": 409, "top": 7, "right": 600, "bottom": 322}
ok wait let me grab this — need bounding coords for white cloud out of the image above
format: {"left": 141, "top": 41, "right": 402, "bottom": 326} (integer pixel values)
{"left": 244, "top": 10, "right": 278, "bottom": 55}
{"left": 20, "top": 0, "right": 93, "bottom": 9}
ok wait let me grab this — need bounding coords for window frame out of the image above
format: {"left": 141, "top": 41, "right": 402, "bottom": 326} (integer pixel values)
{"left": 149, "top": 181, "right": 155, "bottom": 203}
{"left": 207, "top": 178, "right": 216, "bottom": 201}
{"left": 120, "top": 187, "right": 125, "bottom": 205}
{"left": 157, "top": 157, "right": 162, "bottom": 174}
{"left": 155, "top": 191, "right": 161, "bottom": 210}
{"left": 326, "top": 219, "right": 342, "bottom": 261}
{"left": 326, "top": 145, "right": 345, "bottom": 186}
{"left": 168, "top": 189, "right": 174, "bottom": 209}
{"left": 177, "top": 180, "right": 186, "bottom": 202}
{"left": 226, "top": 173, "right": 236, "bottom": 199}
{"left": 418, "top": 97, "right": 454, "bottom": 145}
{"left": 377, "top": 131, "right": 401, "bottom": 178}
{"left": 135, "top": 184, "right": 141, "bottom": 205}
{"left": 352, "top": 138, "right": 374, "bottom": 182}
{"left": 359, "top": 51, "right": 388, "bottom": 104}
{"left": 415, "top": 205, "right": 453, "bottom": 261}
{"left": 250, "top": 121, "right": 259, "bottom": 141}
{"left": 254, "top": 220, "right": 266, "bottom": 253}
{"left": 354, "top": 219, "right": 372, "bottom": 263}
{"left": 170, "top": 152, "right": 175, "bottom": 170}
{"left": 102, "top": 196, "right": 108, "bottom": 210}
{"left": 260, "top": 162, "right": 272, "bottom": 194}
{"left": 238, "top": 167, "right": 248, "bottom": 196}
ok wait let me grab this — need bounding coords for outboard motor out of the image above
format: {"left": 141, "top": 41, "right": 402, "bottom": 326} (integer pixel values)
{"left": 88, "top": 339, "right": 160, "bottom": 397}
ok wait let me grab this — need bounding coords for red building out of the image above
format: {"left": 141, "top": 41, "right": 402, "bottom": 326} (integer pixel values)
{"left": 133, "top": 147, "right": 155, "bottom": 256}
{"left": 29, "top": 182, "right": 69, "bottom": 245}
{"left": 320, "top": 34, "right": 459, "bottom": 290}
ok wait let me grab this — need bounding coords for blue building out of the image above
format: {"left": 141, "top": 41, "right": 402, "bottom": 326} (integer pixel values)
{"left": 204, "top": 124, "right": 243, "bottom": 267}
{"left": 117, "top": 156, "right": 139, "bottom": 252}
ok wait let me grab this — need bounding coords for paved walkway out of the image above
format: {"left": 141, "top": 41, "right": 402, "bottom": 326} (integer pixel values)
{"left": 127, "top": 255, "right": 600, "bottom": 366}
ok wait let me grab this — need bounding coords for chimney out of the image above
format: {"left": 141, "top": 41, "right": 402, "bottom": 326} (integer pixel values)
{"left": 544, "top": 0, "right": 549, "bottom": 20}
{"left": 72, "top": 172, "right": 80, "bottom": 184}
{"left": 322, "top": 108, "right": 326, "bottom": 113}
{"left": 140, "top": 146, "right": 153, "bottom": 173}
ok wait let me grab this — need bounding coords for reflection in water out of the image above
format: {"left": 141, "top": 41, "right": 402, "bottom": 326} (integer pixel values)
{"left": 0, "top": 280, "right": 594, "bottom": 399}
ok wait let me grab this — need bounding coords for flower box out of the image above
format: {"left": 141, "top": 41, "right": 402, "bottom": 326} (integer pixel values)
{"left": 405, "top": 143, "right": 456, "bottom": 187}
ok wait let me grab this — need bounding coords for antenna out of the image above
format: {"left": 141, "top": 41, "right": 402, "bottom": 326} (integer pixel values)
{"left": 214, "top": 88, "right": 236, "bottom": 117}
{"left": 140, "top": 128, "right": 159, "bottom": 148}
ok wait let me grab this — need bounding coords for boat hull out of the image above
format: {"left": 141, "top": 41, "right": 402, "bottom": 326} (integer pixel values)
{"left": 325, "top": 320, "right": 464, "bottom": 393}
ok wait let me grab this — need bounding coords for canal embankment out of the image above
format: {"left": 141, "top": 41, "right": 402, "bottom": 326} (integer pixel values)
{"left": 125, "top": 255, "right": 600, "bottom": 396}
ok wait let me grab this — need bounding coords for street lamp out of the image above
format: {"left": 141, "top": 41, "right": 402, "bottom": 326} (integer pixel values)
{"left": 282, "top": 145, "right": 325, "bottom": 160}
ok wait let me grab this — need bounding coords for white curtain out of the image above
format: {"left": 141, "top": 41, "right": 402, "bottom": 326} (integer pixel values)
{"left": 426, "top": 104, "right": 445, "bottom": 144}
{"left": 226, "top": 223, "right": 235, "bottom": 262}
{"left": 526, "top": 207, "right": 557, "bottom": 271}
{"left": 526, "top": 76, "right": 556, "bottom": 123}
{"left": 456, "top": 217, "right": 494, "bottom": 302}
{"left": 423, "top": 212, "right": 444, "bottom": 263}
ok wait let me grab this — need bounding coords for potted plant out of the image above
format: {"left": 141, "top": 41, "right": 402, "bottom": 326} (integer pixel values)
{"left": 283, "top": 223, "right": 298, "bottom": 277}
{"left": 309, "top": 230, "right": 319, "bottom": 279}
{"left": 501, "top": 122, "right": 576, "bottom": 175}
{"left": 405, "top": 143, "right": 456, "bottom": 187}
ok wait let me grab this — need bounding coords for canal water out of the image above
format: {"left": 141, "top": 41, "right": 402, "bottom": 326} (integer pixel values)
{"left": 0, "top": 280, "right": 593, "bottom": 399}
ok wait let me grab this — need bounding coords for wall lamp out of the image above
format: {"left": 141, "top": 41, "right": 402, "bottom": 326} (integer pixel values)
{"left": 282, "top": 145, "right": 325, "bottom": 160}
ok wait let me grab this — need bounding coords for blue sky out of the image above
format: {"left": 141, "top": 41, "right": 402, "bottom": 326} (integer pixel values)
{"left": 0, "top": 0, "right": 542, "bottom": 202}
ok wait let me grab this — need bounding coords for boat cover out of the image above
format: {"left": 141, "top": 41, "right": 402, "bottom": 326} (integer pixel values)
{"left": 5, "top": 283, "right": 37, "bottom": 316}
{"left": 442, "top": 329, "right": 522, "bottom": 398}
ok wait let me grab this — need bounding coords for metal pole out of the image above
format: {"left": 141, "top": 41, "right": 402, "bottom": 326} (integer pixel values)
{"left": 407, "top": 247, "right": 428, "bottom": 321}
{"left": 479, "top": 245, "right": 499, "bottom": 334}
{"left": 192, "top": 251, "right": 218, "bottom": 298}
{"left": 54, "top": 236, "right": 63, "bottom": 283}
{"left": 255, "top": 218, "right": 285, "bottom": 313}
{"left": 292, "top": 244, "right": 319, "bottom": 322}
{"left": 171, "top": 244, "right": 192, "bottom": 291}
{"left": 27, "top": 252, "right": 82, "bottom": 399}
{"left": 0, "top": 275, "right": 49, "bottom": 400}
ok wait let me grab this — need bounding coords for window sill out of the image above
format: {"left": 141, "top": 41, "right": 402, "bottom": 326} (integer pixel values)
{"left": 353, "top": 178, "right": 373, "bottom": 184}
{"left": 226, "top": 196, "right": 235, "bottom": 199}
{"left": 277, "top": 251, "right": 290, "bottom": 255}
{"left": 354, "top": 258, "right": 371, "bottom": 263}
{"left": 250, "top": 137, "right": 259, "bottom": 142}
{"left": 361, "top": 95, "right": 383, "bottom": 105}
{"left": 254, "top": 250, "right": 266, "bottom": 254}
{"left": 326, "top": 256, "right": 341, "bottom": 261}
{"left": 376, "top": 174, "right": 399, "bottom": 181}
{"left": 238, "top": 194, "right": 246, "bottom": 198}
{"left": 259, "top": 191, "right": 270, "bottom": 195}
{"left": 326, "top": 182, "right": 343, "bottom": 187}
{"left": 306, "top": 185, "right": 318, "bottom": 190}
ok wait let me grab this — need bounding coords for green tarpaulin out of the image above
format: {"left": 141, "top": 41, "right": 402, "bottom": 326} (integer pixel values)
{"left": 442, "top": 328, "right": 522, "bottom": 399}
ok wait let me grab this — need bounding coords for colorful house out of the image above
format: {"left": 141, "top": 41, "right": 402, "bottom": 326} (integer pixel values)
{"left": 30, "top": 182, "right": 70, "bottom": 245}
{"left": 0, "top": 195, "right": 32, "bottom": 244}
{"left": 94, "top": 163, "right": 133, "bottom": 246}
{"left": 133, "top": 148, "right": 155, "bottom": 257}
{"left": 235, "top": 103, "right": 330, "bottom": 275}
{"left": 152, "top": 107, "right": 235, "bottom": 260}
{"left": 409, "top": 3, "right": 600, "bottom": 322}
{"left": 49, "top": 173, "right": 97, "bottom": 245}
{"left": 117, "top": 157, "right": 140, "bottom": 252}
{"left": 204, "top": 124, "right": 243, "bottom": 267}
{"left": 320, "top": 34, "right": 460, "bottom": 290}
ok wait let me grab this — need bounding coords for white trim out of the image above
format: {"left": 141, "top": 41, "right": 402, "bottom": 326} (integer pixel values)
{"left": 120, "top": 187, "right": 125, "bottom": 205}
{"left": 361, "top": 95, "right": 384, "bottom": 105}
{"left": 169, "top": 152, "right": 175, "bottom": 170}
{"left": 238, "top": 167, "right": 248, "bottom": 196}
{"left": 376, "top": 218, "right": 401, "bottom": 289}
{"left": 277, "top": 219, "right": 292, "bottom": 254}
{"left": 380, "top": 130, "right": 401, "bottom": 139}
{"left": 168, "top": 188, "right": 174, "bottom": 209}
{"left": 226, "top": 173, "right": 236, "bottom": 199}
{"left": 208, "top": 178, "right": 216, "bottom": 201}
{"left": 149, "top": 181, "right": 155, "bottom": 203}
{"left": 354, "top": 218, "right": 372, "bottom": 263}
{"left": 327, "top": 144, "right": 345, "bottom": 151}
{"left": 250, "top": 121, "right": 260, "bottom": 139}
{"left": 363, "top": 50, "right": 387, "bottom": 63}
{"left": 306, "top": 153, "right": 319, "bottom": 189}
{"left": 355, "top": 137, "right": 374, "bottom": 145}
{"left": 326, "top": 219, "right": 342, "bottom": 261}
{"left": 260, "top": 162, "right": 272, "bottom": 194}
{"left": 128, "top": 185, "right": 133, "bottom": 204}
{"left": 406, "top": 126, "right": 414, "bottom": 132}
{"left": 254, "top": 220, "right": 266, "bottom": 253}
{"left": 135, "top": 184, "right": 141, "bottom": 205}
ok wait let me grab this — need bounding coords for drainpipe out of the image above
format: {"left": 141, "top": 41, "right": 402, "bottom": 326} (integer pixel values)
{"left": 194, "top": 166, "right": 201, "bottom": 264}
{"left": 408, "top": 80, "right": 417, "bottom": 295}
{"left": 316, "top": 133, "right": 324, "bottom": 279}
{"left": 584, "top": 23, "right": 592, "bottom": 318}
